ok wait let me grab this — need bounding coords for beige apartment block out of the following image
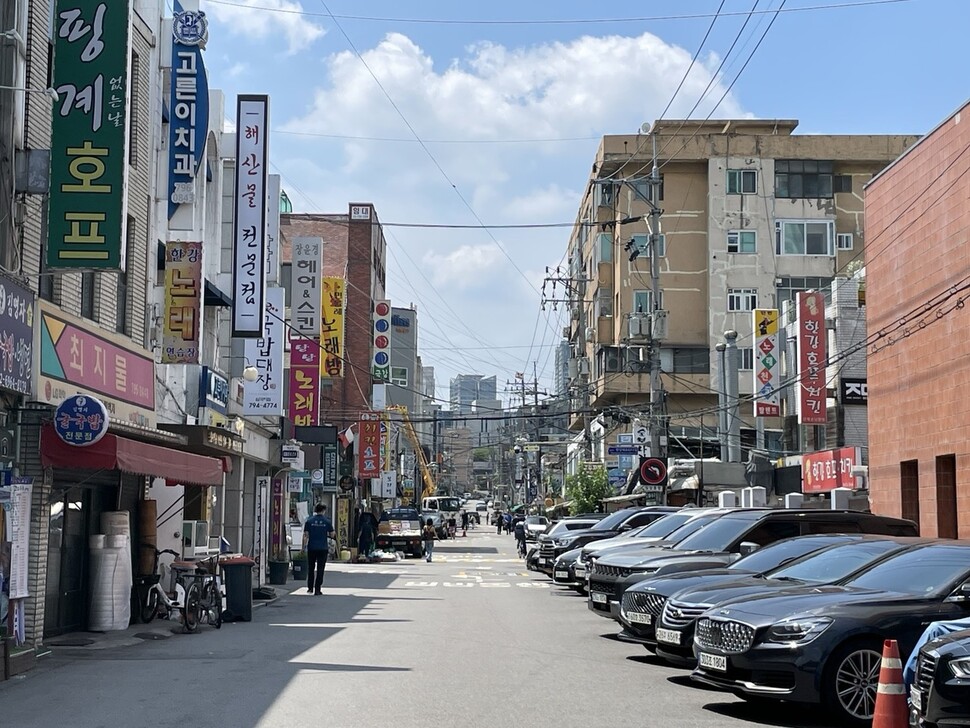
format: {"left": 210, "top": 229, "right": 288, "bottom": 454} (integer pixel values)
{"left": 564, "top": 119, "right": 917, "bottom": 456}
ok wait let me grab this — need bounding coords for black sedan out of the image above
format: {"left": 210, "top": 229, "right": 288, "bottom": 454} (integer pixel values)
{"left": 913, "top": 628, "right": 970, "bottom": 728}
{"left": 690, "top": 541, "right": 970, "bottom": 725}
{"left": 650, "top": 537, "right": 921, "bottom": 666}
{"left": 616, "top": 534, "right": 868, "bottom": 650}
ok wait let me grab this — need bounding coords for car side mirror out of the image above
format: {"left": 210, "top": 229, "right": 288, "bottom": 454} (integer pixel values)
{"left": 951, "top": 581, "right": 970, "bottom": 602}
{"left": 739, "top": 541, "right": 760, "bottom": 556}
{"left": 619, "top": 524, "right": 632, "bottom": 532}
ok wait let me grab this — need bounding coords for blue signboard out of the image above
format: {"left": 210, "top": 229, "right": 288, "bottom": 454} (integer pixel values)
{"left": 54, "top": 395, "right": 109, "bottom": 447}
{"left": 199, "top": 366, "right": 228, "bottom": 414}
{"left": 0, "top": 275, "right": 34, "bottom": 396}
{"left": 167, "top": 1, "right": 210, "bottom": 219}
{"left": 608, "top": 445, "right": 640, "bottom": 455}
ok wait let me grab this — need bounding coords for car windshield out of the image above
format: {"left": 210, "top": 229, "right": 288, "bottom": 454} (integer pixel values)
{"left": 844, "top": 545, "right": 970, "bottom": 595}
{"left": 727, "top": 535, "right": 857, "bottom": 573}
{"left": 436, "top": 497, "right": 461, "bottom": 511}
{"left": 526, "top": 516, "right": 547, "bottom": 525}
{"left": 631, "top": 512, "right": 698, "bottom": 540}
{"left": 383, "top": 509, "right": 420, "bottom": 521}
{"left": 670, "top": 516, "right": 757, "bottom": 551}
{"left": 662, "top": 515, "right": 721, "bottom": 543}
{"left": 591, "top": 509, "right": 641, "bottom": 531}
{"left": 766, "top": 539, "right": 903, "bottom": 584}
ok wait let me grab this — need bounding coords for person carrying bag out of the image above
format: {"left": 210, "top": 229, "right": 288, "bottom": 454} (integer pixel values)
{"left": 422, "top": 518, "right": 437, "bottom": 563}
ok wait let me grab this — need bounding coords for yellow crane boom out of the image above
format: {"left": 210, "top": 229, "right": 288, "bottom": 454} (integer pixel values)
{"left": 386, "top": 405, "right": 436, "bottom": 502}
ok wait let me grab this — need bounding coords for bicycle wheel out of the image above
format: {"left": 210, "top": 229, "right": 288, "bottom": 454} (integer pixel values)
{"left": 183, "top": 581, "right": 202, "bottom": 633}
{"left": 140, "top": 588, "right": 159, "bottom": 624}
{"left": 202, "top": 581, "right": 222, "bottom": 629}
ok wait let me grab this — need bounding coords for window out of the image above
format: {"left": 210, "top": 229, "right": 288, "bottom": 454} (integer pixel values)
{"left": 390, "top": 367, "right": 408, "bottom": 387}
{"left": 936, "top": 455, "right": 957, "bottom": 539}
{"left": 81, "top": 272, "right": 97, "bottom": 320}
{"left": 596, "top": 286, "right": 613, "bottom": 318}
{"left": 900, "top": 460, "right": 920, "bottom": 527}
{"left": 629, "top": 233, "right": 665, "bottom": 259}
{"left": 728, "top": 288, "right": 757, "bottom": 312}
{"left": 774, "top": 160, "right": 835, "bottom": 198}
{"left": 775, "top": 220, "right": 835, "bottom": 256}
{"left": 727, "top": 169, "right": 757, "bottom": 195}
{"left": 596, "top": 233, "right": 613, "bottom": 264}
{"left": 775, "top": 276, "right": 834, "bottom": 307}
{"left": 727, "top": 230, "right": 757, "bottom": 254}
{"left": 594, "top": 182, "right": 616, "bottom": 209}
{"left": 738, "top": 347, "right": 754, "bottom": 371}
{"left": 833, "top": 174, "right": 853, "bottom": 193}
{"left": 632, "top": 176, "right": 664, "bottom": 202}
{"left": 117, "top": 217, "right": 134, "bottom": 334}
{"left": 129, "top": 51, "right": 140, "bottom": 165}
{"left": 837, "top": 233, "right": 854, "bottom": 251}
{"left": 660, "top": 347, "right": 710, "bottom": 374}
{"left": 633, "top": 289, "right": 664, "bottom": 314}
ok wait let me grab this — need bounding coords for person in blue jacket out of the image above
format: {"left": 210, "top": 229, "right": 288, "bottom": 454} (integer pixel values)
{"left": 303, "top": 504, "right": 335, "bottom": 595}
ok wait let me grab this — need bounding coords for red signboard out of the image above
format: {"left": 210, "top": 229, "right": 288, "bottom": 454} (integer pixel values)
{"left": 357, "top": 412, "right": 381, "bottom": 479}
{"left": 288, "top": 336, "right": 320, "bottom": 426}
{"left": 797, "top": 291, "right": 827, "bottom": 425}
{"left": 802, "top": 447, "right": 859, "bottom": 493}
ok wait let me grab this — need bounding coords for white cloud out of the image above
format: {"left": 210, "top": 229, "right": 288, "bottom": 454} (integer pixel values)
{"left": 201, "top": 0, "right": 324, "bottom": 54}
{"left": 226, "top": 62, "right": 248, "bottom": 78}
{"left": 422, "top": 244, "right": 505, "bottom": 289}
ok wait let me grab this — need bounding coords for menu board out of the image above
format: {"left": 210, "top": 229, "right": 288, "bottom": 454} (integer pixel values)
{"left": 4, "top": 479, "right": 32, "bottom": 599}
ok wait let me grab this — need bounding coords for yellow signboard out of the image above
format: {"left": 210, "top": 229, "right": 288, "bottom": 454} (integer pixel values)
{"left": 321, "top": 277, "right": 345, "bottom": 377}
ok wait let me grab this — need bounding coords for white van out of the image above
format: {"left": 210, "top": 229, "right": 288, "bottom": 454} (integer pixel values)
{"left": 422, "top": 496, "right": 462, "bottom": 523}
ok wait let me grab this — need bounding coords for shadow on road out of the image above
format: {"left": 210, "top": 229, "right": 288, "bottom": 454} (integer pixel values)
{"left": 703, "top": 700, "right": 831, "bottom": 727}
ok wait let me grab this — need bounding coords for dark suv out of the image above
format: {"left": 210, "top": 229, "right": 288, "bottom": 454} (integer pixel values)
{"left": 912, "top": 627, "right": 970, "bottom": 728}
{"left": 586, "top": 509, "right": 918, "bottom": 618}
{"left": 536, "top": 507, "right": 677, "bottom": 576}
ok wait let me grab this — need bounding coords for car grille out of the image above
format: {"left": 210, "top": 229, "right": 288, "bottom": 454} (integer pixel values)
{"left": 696, "top": 618, "right": 755, "bottom": 655}
{"left": 915, "top": 651, "right": 938, "bottom": 694}
{"left": 622, "top": 592, "right": 666, "bottom": 616}
{"left": 662, "top": 601, "right": 710, "bottom": 629}
{"left": 588, "top": 578, "right": 613, "bottom": 596}
{"left": 539, "top": 542, "right": 556, "bottom": 558}
{"left": 592, "top": 563, "right": 632, "bottom": 578}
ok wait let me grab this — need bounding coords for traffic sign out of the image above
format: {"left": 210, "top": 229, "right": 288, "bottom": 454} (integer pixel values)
{"left": 608, "top": 445, "right": 640, "bottom": 455}
{"left": 639, "top": 457, "right": 667, "bottom": 486}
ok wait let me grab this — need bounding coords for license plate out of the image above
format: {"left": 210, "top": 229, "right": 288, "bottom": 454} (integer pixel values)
{"left": 575, "top": 566, "right": 586, "bottom": 577}
{"left": 538, "top": 558, "right": 549, "bottom": 566}
{"left": 591, "top": 592, "right": 608, "bottom": 604}
{"left": 656, "top": 628, "right": 681, "bottom": 645}
{"left": 627, "top": 612, "right": 651, "bottom": 625}
{"left": 699, "top": 652, "right": 727, "bottom": 672}
{"left": 554, "top": 570, "right": 569, "bottom": 579}
{"left": 910, "top": 687, "right": 922, "bottom": 713}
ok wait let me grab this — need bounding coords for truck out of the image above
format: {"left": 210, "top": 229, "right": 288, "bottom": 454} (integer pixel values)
{"left": 375, "top": 507, "right": 425, "bottom": 558}
{"left": 422, "top": 495, "right": 462, "bottom": 535}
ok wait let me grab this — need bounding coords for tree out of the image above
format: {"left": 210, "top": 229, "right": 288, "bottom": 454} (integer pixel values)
{"left": 564, "top": 465, "right": 612, "bottom": 515}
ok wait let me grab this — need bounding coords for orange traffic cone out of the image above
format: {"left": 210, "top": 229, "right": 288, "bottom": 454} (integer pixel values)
{"left": 873, "top": 639, "right": 909, "bottom": 728}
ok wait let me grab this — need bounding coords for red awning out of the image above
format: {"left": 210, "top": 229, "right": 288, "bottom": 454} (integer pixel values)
{"left": 41, "top": 424, "right": 225, "bottom": 486}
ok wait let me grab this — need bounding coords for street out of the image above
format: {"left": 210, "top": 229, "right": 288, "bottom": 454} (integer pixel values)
{"left": 1, "top": 529, "right": 835, "bottom": 728}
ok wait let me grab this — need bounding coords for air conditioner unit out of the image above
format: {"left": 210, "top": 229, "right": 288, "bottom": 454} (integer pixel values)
{"left": 577, "top": 357, "right": 590, "bottom": 376}
{"left": 567, "top": 359, "right": 579, "bottom": 379}
{"left": 602, "top": 346, "right": 623, "bottom": 373}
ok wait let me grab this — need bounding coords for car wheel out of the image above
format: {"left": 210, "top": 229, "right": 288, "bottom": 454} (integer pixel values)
{"left": 822, "top": 639, "right": 884, "bottom": 725}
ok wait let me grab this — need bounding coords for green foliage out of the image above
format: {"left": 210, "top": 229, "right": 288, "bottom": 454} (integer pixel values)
{"left": 565, "top": 466, "right": 613, "bottom": 515}
{"left": 472, "top": 447, "right": 492, "bottom": 461}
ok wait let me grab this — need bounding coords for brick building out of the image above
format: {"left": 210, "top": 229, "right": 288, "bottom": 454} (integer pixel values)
{"left": 866, "top": 98, "right": 970, "bottom": 537}
{"left": 280, "top": 204, "right": 387, "bottom": 430}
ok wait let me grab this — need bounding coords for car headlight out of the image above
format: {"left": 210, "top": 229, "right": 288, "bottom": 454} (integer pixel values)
{"left": 765, "top": 617, "right": 832, "bottom": 645}
{"left": 555, "top": 539, "right": 573, "bottom": 548}
{"left": 949, "top": 656, "right": 970, "bottom": 679}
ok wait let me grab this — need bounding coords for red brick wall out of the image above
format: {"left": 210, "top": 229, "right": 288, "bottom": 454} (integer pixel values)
{"left": 865, "top": 102, "right": 970, "bottom": 537}
{"left": 279, "top": 206, "right": 385, "bottom": 429}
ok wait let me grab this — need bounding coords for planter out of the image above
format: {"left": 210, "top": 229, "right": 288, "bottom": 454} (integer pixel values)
{"left": 268, "top": 560, "right": 289, "bottom": 585}
{"left": 291, "top": 558, "right": 308, "bottom": 581}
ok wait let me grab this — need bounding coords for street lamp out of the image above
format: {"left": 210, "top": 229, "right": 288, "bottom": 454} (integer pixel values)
{"left": 0, "top": 84, "right": 59, "bottom": 101}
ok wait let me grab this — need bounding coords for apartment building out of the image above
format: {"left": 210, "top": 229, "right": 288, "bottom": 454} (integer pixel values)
{"left": 565, "top": 119, "right": 917, "bottom": 460}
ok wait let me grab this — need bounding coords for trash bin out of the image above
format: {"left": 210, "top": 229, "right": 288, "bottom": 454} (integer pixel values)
{"left": 220, "top": 557, "right": 255, "bottom": 622}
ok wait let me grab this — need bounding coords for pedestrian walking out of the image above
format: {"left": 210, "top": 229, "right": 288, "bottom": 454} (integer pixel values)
{"left": 303, "top": 504, "right": 335, "bottom": 595}
{"left": 447, "top": 515, "right": 457, "bottom": 539}
{"left": 503, "top": 512, "right": 512, "bottom": 534}
{"left": 513, "top": 517, "right": 527, "bottom": 557}
{"left": 357, "top": 505, "right": 380, "bottom": 561}
{"left": 460, "top": 510, "right": 469, "bottom": 537}
{"left": 496, "top": 512, "right": 502, "bottom": 534}
{"left": 422, "top": 518, "right": 436, "bottom": 562}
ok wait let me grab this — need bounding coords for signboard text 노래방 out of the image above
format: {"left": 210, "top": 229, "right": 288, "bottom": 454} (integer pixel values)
{"left": 161, "top": 241, "right": 202, "bottom": 364}
{"left": 753, "top": 308, "right": 781, "bottom": 417}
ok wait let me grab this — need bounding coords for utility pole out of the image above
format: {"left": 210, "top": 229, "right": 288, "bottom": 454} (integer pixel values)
{"left": 716, "top": 342, "right": 728, "bottom": 460}
{"left": 724, "top": 330, "right": 742, "bottom": 462}
{"left": 646, "top": 132, "right": 666, "bottom": 464}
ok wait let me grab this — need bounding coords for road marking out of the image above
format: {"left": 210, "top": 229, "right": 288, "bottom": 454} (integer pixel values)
{"left": 479, "top": 582, "right": 511, "bottom": 588}
{"left": 442, "top": 582, "right": 476, "bottom": 588}
{"left": 516, "top": 582, "right": 550, "bottom": 588}
{"left": 404, "top": 581, "right": 439, "bottom": 587}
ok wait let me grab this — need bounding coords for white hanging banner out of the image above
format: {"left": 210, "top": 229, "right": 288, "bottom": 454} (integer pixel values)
{"left": 242, "top": 287, "right": 284, "bottom": 414}
{"left": 265, "top": 174, "right": 281, "bottom": 285}
{"left": 290, "top": 237, "right": 322, "bottom": 339}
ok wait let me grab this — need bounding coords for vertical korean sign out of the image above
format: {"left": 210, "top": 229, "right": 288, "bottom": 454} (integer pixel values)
{"left": 321, "top": 277, "right": 345, "bottom": 377}
{"left": 357, "top": 412, "right": 381, "bottom": 479}
{"left": 254, "top": 475, "right": 269, "bottom": 586}
{"left": 287, "top": 337, "right": 320, "bottom": 426}
{"left": 752, "top": 309, "right": 780, "bottom": 417}
{"left": 242, "top": 287, "right": 284, "bottom": 414}
{"left": 797, "top": 291, "right": 828, "bottom": 425}
{"left": 290, "top": 238, "right": 321, "bottom": 339}
{"left": 48, "top": 0, "right": 131, "bottom": 269}
{"left": 231, "top": 95, "right": 268, "bottom": 338}
{"left": 167, "top": 0, "right": 209, "bottom": 219}
{"left": 372, "top": 300, "right": 391, "bottom": 381}
{"left": 161, "top": 241, "right": 202, "bottom": 363}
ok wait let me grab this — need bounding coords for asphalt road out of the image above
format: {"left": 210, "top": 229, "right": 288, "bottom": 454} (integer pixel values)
{"left": 0, "top": 528, "right": 839, "bottom": 728}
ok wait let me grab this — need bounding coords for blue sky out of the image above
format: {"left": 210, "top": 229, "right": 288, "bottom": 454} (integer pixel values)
{"left": 196, "top": 0, "right": 968, "bottom": 406}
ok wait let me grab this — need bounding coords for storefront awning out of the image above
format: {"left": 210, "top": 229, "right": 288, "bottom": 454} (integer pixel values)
{"left": 40, "top": 424, "right": 225, "bottom": 486}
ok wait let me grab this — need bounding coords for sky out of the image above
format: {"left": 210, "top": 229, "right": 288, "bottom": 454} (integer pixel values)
{"left": 195, "top": 0, "right": 969, "bottom": 408}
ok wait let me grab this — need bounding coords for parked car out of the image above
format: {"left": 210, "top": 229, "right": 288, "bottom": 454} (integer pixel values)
{"left": 690, "top": 541, "right": 970, "bottom": 725}
{"left": 553, "top": 509, "right": 731, "bottom": 590}
{"left": 912, "top": 628, "right": 970, "bottom": 728}
{"left": 536, "top": 507, "right": 678, "bottom": 575}
{"left": 586, "top": 509, "right": 919, "bottom": 620}
{"left": 647, "top": 536, "right": 922, "bottom": 666}
{"left": 524, "top": 516, "right": 549, "bottom": 542}
{"left": 533, "top": 515, "right": 607, "bottom": 571}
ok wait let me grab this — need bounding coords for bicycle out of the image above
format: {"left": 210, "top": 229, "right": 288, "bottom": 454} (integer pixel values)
{"left": 136, "top": 545, "right": 221, "bottom": 632}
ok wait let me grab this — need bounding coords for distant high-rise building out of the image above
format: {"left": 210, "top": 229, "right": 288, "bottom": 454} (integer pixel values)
{"left": 422, "top": 366, "right": 436, "bottom": 401}
{"left": 555, "top": 340, "right": 570, "bottom": 396}
{"left": 449, "top": 374, "right": 497, "bottom": 415}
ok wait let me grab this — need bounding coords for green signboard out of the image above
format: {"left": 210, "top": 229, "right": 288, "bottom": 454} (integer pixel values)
{"left": 48, "top": 1, "right": 131, "bottom": 269}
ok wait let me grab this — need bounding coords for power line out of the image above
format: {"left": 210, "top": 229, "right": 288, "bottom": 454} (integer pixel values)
{"left": 275, "top": 129, "right": 602, "bottom": 144}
